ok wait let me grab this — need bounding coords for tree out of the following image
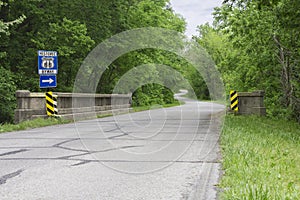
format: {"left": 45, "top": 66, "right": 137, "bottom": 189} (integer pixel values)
{"left": 0, "top": 0, "right": 25, "bottom": 123}
{"left": 207, "top": 0, "right": 300, "bottom": 121}
{"left": 95, "top": 0, "right": 187, "bottom": 105}
{"left": 0, "top": 66, "right": 16, "bottom": 123}
{"left": 0, "top": 0, "right": 25, "bottom": 61}
{"left": 32, "top": 18, "right": 95, "bottom": 91}
{"left": 0, "top": 0, "right": 194, "bottom": 122}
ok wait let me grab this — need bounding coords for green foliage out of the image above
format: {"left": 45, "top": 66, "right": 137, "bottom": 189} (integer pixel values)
{"left": 0, "top": 0, "right": 25, "bottom": 66}
{"left": 220, "top": 115, "right": 300, "bottom": 199}
{"left": 132, "top": 100, "right": 181, "bottom": 112}
{"left": 132, "top": 84, "right": 174, "bottom": 107}
{"left": 0, "top": 0, "right": 25, "bottom": 35}
{"left": 127, "top": 0, "right": 186, "bottom": 31}
{"left": 0, "top": 0, "right": 190, "bottom": 123}
{"left": 195, "top": 0, "right": 300, "bottom": 121}
{"left": 95, "top": 0, "right": 187, "bottom": 105}
{"left": 182, "top": 62, "right": 210, "bottom": 100}
{"left": 0, "top": 0, "right": 209, "bottom": 124}
{"left": 32, "top": 17, "right": 95, "bottom": 91}
{"left": 0, "top": 67, "right": 16, "bottom": 123}
{"left": 0, "top": 117, "right": 71, "bottom": 133}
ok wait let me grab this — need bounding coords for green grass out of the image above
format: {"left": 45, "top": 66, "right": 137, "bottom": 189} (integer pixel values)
{"left": 96, "top": 113, "right": 114, "bottom": 118}
{"left": 219, "top": 115, "right": 300, "bottom": 200}
{"left": 0, "top": 117, "right": 71, "bottom": 133}
{"left": 132, "top": 101, "right": 182, "bottom": 112}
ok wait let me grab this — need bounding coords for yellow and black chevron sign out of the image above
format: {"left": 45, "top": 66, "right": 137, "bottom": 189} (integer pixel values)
{"left": 45, "top": 91, "right": 58, "bottom": 116}
{"left": 230, "top": 90, "right": 238, "bottom": 111}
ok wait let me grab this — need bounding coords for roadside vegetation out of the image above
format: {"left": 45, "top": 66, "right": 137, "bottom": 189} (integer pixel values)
{"left": 132, "top": 100, "right": 182, "bottom": 112}
{"left": 2, "top": 0, "right": 298, "bottom": 124}
{"left": 0, "top": 117, "right": 71, "bottom": 133}
{"left": 219, "top": 115, "right": 300, "bottom": 199}
{"left": 0, "top": 0, "right": 209, "bottom": 124}
{"left": 194, "top": 0, "right": 300, "bottom": 122}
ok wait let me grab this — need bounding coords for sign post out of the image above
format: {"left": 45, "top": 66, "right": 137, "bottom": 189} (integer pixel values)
{"left": 38, "top": 50, "right": 58, "bottom": 89}
{"left": 38, "top": 50, "right": 58, "bottom": 116}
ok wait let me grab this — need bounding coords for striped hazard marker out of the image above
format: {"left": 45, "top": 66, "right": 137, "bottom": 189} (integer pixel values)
{"left": 45, "top": 91, "right": 58, "bottom": 116}
{"left": 230, "top": 90, "right": 238, "bottom": 111}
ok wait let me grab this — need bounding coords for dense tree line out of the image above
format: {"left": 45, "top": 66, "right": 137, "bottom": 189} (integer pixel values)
{"left": 0, "top": 0, "right": 209, "bottom": 123}
{"left": 194, "top": 0, "right": 300, "bottom": 122}
{"left": 2, "top": 0, "right": 297, "bottom": 123}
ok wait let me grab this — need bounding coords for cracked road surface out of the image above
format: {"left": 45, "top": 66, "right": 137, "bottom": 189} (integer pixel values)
{"left": 0, "top": 97, "right": 225, "bottom": 200}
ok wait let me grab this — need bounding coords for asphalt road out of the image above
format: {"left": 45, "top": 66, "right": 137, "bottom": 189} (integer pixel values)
{"left": 0, "top": 96, "right": 225, "bottom": 200}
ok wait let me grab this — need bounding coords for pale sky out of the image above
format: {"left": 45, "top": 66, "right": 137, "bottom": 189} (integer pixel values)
{"left": 170, "top": 0, "right": 223, "bottom": 37}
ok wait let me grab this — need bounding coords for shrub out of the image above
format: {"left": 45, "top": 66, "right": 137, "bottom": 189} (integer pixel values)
{"left": 0, "top": 67, "right": 16, "bottom": 123}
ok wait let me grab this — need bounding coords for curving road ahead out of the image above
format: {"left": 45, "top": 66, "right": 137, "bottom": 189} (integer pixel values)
{"left": 0, "top": 95, "right": 225, "bottom": 200}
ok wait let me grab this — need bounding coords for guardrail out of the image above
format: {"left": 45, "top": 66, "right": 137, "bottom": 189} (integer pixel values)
{"left": 14, "top": 90, "right": 132, "bottom": 123}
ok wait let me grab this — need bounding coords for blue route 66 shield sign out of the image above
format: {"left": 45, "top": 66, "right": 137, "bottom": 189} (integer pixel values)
{"left": 38, "top": 50, "right": 58, "bottom": 75}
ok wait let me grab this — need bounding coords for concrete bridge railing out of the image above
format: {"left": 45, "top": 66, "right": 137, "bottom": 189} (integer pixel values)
{"left": 14, "top": 90, "right": 132, "bottom": 123}
{"left": 237, "top": 90, "right": 266, "bottom": 116}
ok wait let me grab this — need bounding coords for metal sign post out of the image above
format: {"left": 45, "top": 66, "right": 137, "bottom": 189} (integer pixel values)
{"left": 38, "top": 50, "right": 58, "bottom": 89}
{"left": 38, "top": 50, "right": 59, "bottom": 116}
